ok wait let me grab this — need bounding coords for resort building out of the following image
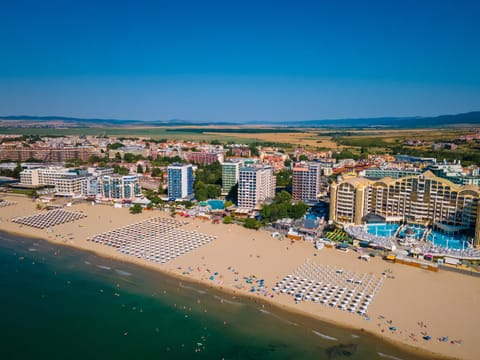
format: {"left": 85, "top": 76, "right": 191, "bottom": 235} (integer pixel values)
{"left": 108, "top": 145, "right": 150, "bottom": 159}
{"left": 292, "top": 161, "right": 322, "bottom": 203}
{"left": 361, "top": 168, "right": 421, "bottom": 180}
{"left": 238, "top": 165, "right": 276, "bottom": 209}
{"left": 330, "top": 171, "right": 480, "bottom": 246}
{"left": 221, "top": 159, "right": 245, "bottom": 195}
{"left": 99, "top": 174, "right": 141, "bottom": 200}
{"left": 167, "top": 163, "right": 194, "bottom": 200}
{"left": 20, "top": 167, "right": 86, "bottom": 197}
{"left": 0, "top": 144, "right": 97, "bottom": 162}
{"left": 184, "top": 151, "right": 224, "bottom": 165}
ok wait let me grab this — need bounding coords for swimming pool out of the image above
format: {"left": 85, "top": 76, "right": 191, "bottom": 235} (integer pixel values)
{"left": 398, "top": 225, "right": 425, "bottom": 240}
{"left": 427, "top": 231, "right": 469, "bottom": 250}
{"left": 366, "top": 223, "right": 400, "bottom": 237}
{"left": 208, "top": 199, "right": 224, "bottom": 210}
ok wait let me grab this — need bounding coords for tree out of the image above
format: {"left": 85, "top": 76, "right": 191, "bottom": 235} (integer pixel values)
{"left": 108, "top": 143, "right": 124, "bottom": 150}
{"left": 151, "top": 167, "right": 163, "bottom": 178}
{"left": 284, "top": 159, "right": 292, "bottom": 167}
{"left": 299, "top": 154, "right": 309, "bottom": 161}
{"left": 223, "top": 215, "right": 232, "bottom": 224}
{"left": 289, "top": 202, "right": 308, "bottom": 219}
{"left": 137, "top": 164, "right": 144, "bottom": 174}
{"left": 224, "top": 200, "right": 233, "bottom": 208}
{"left": 276, "top": 169, "right": 292, "bottom": 188}
{"left": 113, "top": 165, "right": 129, "bottom": 175}
{"left": 226, "top": 183, "right": 239, "bottom": 204}
{"left": 275, "top": 190, "right": 292, "bottom": 203}
{"left": 249, "top": 144, "right": 260, "bottom": 156}
{"left": 244, "top": 218, "right": 260, "bottom": 229}
{"left": 129, "top": 204, "right": 143, "bottom": 214}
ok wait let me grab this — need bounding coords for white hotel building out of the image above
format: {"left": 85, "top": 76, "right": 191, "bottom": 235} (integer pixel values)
{"left": 238, "top": 165, "right": 276, "bottom": 209}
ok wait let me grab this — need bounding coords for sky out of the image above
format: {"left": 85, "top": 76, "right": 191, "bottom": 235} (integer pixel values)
{"left": 0, "top": 0, "right": 479, "bottom": 122}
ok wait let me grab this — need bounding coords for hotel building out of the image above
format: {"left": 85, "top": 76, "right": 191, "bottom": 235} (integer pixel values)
{"left": 20, "top": 167, "right": 86, "bottom": 197}
{"left": 238, "top": 165, "right": 276, "bottom": 209}
{"left": 167, "top": 163, "right": 194, "bottom": 200}
{"left": 221, "top": 159, "right": 245, "bottom": 195}
{"left": 330, "top": 171, "right": 480, "bottom": 246}
{"left": 292, "top": 161, "right": 322, "bottom": 203}
{"left": 99, "top": 174, "right": 140, "bottom": 200}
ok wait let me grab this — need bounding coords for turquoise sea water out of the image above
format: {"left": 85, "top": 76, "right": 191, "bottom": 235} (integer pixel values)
{"left": 0, "top": 231, "right": 431, "bottom": 360}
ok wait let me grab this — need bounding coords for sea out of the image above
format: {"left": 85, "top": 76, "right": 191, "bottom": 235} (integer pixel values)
{"left": 0, "top": 231, "right": 431, "bottom": 360}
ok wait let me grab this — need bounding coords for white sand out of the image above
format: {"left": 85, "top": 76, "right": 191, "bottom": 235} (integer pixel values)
{"left": 1, "top": 194, "right": 478, "bottom": 360}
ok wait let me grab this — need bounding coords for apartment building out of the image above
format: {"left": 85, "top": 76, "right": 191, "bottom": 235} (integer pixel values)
{"left": 238, "top": 165, "right": 276, "bottom": 209}
{"left": 292, "top": 161, "right": 322, "bottom": 203}
{"left": 221, "top": 159, "right": 244, "bottom": 195}
{"left": 167, "top": 163, "right": 194, "bottom": 200}
{"left": 100, "top": 174, "right": 140, "bottom": 200}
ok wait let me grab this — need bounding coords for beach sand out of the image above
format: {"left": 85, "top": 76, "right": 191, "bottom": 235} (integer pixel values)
{"left": 1, "top": 194, "right": 478, "bottom": 360}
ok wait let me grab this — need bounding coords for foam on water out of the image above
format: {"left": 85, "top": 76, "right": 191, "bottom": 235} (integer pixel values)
{"left": 213, "top": 295, "right": 243, "bottom": 306}
{"left": 115, "top": 269, "right": 132, "bottom": 276}
{"left": 96, "top": 265, "right": 112, "bottom": 270}
{"left": 377, "top": 352, "right": 404, "bottom": 360}
{"left": 312, "top": 330, "right": 338, "bottom": 341}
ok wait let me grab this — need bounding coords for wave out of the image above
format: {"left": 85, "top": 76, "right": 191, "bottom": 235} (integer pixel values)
{"left": 214, "top": 295, "right": 243, "bottom": 305}
{"left": 377, "top": 352, "right": 403, "bottom": 360}
{"left": 351, "top": 334, "right": 360, "bottom": 338}
{"left": 312, "top": 330, "right": 337, "bottom": 341}
{"left": 179, "top": 284, "right": 206, "bottom": 294}
{"left": 115, "top": 269, "right": 132, "bottom": 276}
{"left": 96, "top": 265, "right": 112, "bottom": 270}
{"left": 28, "top": 248, "right": 38, "bottom": 252}
{"left": 258, "top": 309, "right": 298, "bottom": 326}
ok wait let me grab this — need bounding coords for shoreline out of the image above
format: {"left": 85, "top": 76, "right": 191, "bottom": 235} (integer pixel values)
{"left": 1, "top": 195, "right": 477, "bottom": 360}
{"left": 0, "top": 228, "right": 444, "bottom": 360}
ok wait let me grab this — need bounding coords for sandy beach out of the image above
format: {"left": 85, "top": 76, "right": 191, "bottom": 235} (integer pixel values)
{"left": 1, "top": 194, "right": 478, "bottom": 360}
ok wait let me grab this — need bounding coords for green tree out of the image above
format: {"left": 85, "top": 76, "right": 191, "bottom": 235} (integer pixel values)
{"left": 194, "top": 180, "right": 207, "bottom": 201}
{"left": 226, "top": 183, "right": 239, "bottom": 204}
{"left": 276, "top": 169, "right": 292, "bottom": 187}
{"left": 137, "top": 164, "right": 144, "bottom": 174}
{"left": 289, "top": 202, "right": 308, "bottom": 219}
{"left": 151, "top": 167, "right": 163, "bottom": 178}
{"left": 129, "top": 204, "right": 143, "bottom": 214}
{"left": 108, "top": 143, "right": 124, "bottom": 150}
{"left": 249, "top": 144, "right": 260, "bottom": 156}
{"left": 244, "top": 218, "right": 260, "bottom": 229}
{"left": 113, "top": 165, "right": 129, "bottom": 175}
{"left": 223, "top": 215, "right": 232, "bottom": 224}
{"left": 275, "top": 190, "right": 292, "bottom": 203}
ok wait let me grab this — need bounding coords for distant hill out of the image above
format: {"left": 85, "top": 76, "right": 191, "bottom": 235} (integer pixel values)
{"left": 283, "top": 111, "right": 480, "bottom": 128}
{"left": 1, "top": 111, "right": 479, "bottom": 128}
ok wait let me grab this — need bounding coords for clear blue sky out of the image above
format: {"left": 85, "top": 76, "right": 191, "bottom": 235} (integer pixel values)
{"left": 1, "top": 0, "right": 479, "bottom": 122}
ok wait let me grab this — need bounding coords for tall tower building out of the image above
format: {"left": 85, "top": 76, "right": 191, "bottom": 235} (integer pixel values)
{"left": 238, "top": 165, "right": 276, "bottom": 209}
{"left": 167, "top": 163, "right": 194, "bottom": 200}
{"left": 221, "top": 159, "right": 244, "bottom": 195}
{"left": 292, "top": 161, "right": 321, "bottom": 203}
